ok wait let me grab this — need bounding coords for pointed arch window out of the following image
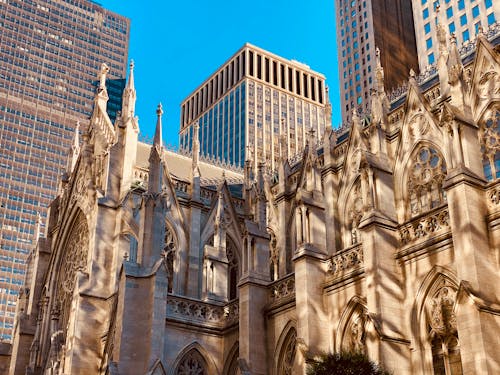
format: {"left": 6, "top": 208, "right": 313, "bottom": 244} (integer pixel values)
{"left": 479, "top": 108, "right": 500, "bottom": 181}
{"left": 226, "top": 238, "right": 239, "bottom": 301}
{"left": 278, "top": 328, "right": 297, "bottom": 375}
{"left": 426, "top": 282, "right": 463, "bottom": 375}
{"left": 408, "top": 145, "right": 447, "bottom": 218}
{"left": 55, "top": 211, "right": 89, "bottom": 340}
{"left": 175, "top": 349, "right": 208, "bottom": 375}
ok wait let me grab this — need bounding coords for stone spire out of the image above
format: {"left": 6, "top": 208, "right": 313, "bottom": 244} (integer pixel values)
{"left": 255, "top": 162, "right": 267, "bottom": 230}
{"left": 153, "top": 103, "right": 163, "bottom": 152}
{"left": 375, "top": 47, "right": 385, "bottom": 94}
{"left": 122, "top": 60, "right": 136, "bottom": 118}
{"left": 447, "top": 33, "right": 467, "bottom": 112}
{"left": 66, "top": 121, "right": 81, "bottom": 175}
{"left": 33, "top": 212, "right": 42, "bottom": 243}
{"left": 325, "top": 86, "right": 332, "bottom": 128}
{"left": 97, "top": 62, "right": 110, "bottom": 101}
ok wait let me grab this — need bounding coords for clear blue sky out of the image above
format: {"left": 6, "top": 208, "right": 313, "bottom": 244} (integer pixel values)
{"left": 99, "top": 1, "right": 340, "bottom": 147}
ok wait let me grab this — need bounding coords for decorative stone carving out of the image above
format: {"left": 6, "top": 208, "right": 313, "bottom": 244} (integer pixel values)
{"left": 327, "top": 244, "right": 364, "bottom": 277}
{"left": 167, "top": 296, "right": 238, "bottom": 329}
{"left": 479, "top": 108, "right": 500, "bottom": 181}
{"left": 345, "top": 309, "right": 367, "bottom": 353}
{"left": 269, "top": 274, "right": 295, "bottom": 304}
{"left": 477, "top": 70, "right": 500, "bottom": 99}
{"left": 347, "top": 182, "right": 364, "bottom": 246}
{"left": 408, "top": 145, "right": 447, "bottom": 218}
{"left": 427, "top": 285, "right": 457, "bottom": 337}
{"left": 409, "top": 112, "right": 430, "bottom": 138}
{"left": 55, "top": 212, "right": 89, "bottom": 337}
{"left": 399, "top": 207, "right": 450, "bottom": 245}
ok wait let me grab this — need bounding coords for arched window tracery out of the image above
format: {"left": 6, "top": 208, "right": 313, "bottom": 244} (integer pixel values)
{"left": 425, "top": 280, "right": 463, "bottom": 375}
{"left": 278, "top": 328, "right": 297, "bottom": 375}
{"left": 55, "top": 211, "right": 89, "bottom": 337}
{"left": 342, "top": 307, "right": 367, "bottom": 353}
{"left": 175, "top": 349, "right": 208, "bottom": 375}
{"left": 479, "top": 108, "right": 500, "bottom": 181}
{"left": 407, "top": 145, "right": 447, "bottom": 218}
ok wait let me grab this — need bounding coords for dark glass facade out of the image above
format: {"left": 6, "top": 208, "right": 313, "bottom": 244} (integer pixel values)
{"left": 0, "top": 0, "right": 129, "bottom": 341}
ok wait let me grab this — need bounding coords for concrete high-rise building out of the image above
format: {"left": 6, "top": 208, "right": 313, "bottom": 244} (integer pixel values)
{"left": 411, "top": 0, "right": 499, "bottom": 71}
{"left": 0, "top": 0, "right": 129, "bottom": 341}
{"left": 335, "top": 0, "right": 419, "bottom": 124}
{"left": 179, "top": 43, "right": 328, "bottom": 170}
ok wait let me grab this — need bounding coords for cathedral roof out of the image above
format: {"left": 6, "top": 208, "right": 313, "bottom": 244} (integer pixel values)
{"left": 135, "top": 141, "right": 243, "bottom": 186}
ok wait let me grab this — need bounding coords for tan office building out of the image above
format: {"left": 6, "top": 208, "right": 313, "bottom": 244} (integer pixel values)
{"left": 0, "top": 0, "right": 129, "bottom": 341}
{"left": 411, "top": 0, "right": 499, "bottom": 71}
{"left": 179, "top": 43, "right": 328, "bottom": 171}
{"left": 335, "top": 0, "right": 418, "bottom": 124}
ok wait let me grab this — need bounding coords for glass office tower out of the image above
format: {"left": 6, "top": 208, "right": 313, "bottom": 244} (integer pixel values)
{"left": 0, "top": 0, "right": 130, "bottom": 341}
{"left": 334, "top": 0, "right": 418, "bottom": 124}
{"left": 179, "top": 44, "right": 328, "bottom": 170}
{"left": 411, "top": 0, "right": 499, "bottom": 71}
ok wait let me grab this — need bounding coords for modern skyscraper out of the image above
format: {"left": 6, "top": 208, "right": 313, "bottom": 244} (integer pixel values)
{"left": 335, "top": 0, "right": 419, "bottom": 124}
{"left": 0, "top": 0, "right": 130, "bottom": 341}
{"left": 411, "top": 0, "right": 499, "bottom": 71}
{"left": 179, "top": 43, "right": 328, "bottom": 170}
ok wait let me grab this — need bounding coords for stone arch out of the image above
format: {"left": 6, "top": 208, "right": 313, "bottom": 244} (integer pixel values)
{"left": 335, "top": 295, "right": 369, "bottom": 353}
{"left": 52, "top": 208, "right": 89, "bottom": 337}
{"left": 274, "top": 321, "right": 299, "bottom": 375}
{"left": 223, "top": 341, "right": 240, "bottom": 375}
{"left": 225, "top": 235, "right": 240, "bottom": 300}
{"left": 164, "top": 220, "right": 178, "bottom": 294}
{"left": 268, "top": 228, "right": 279, "bottom": 281}
{"left": 477, "top": 102, "right": 500, "bottom": 181}
{"left": 398, "top": 141, "right": 448, "bottom": 221}
{"left": 339, "top": 177, "right": 363, "bottom": 248}
{"left": 410, "top": 266, "right": 462, "bottom": 375}
{"left": 169, "top": 341, "right": 219, "bottom": 375}
{"left": 43, "top": 207, "right": 89, "bottom": 372}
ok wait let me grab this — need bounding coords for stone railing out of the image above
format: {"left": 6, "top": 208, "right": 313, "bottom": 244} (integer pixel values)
{"left": 269, "top": 273, "right": 295, "bottom": 305}
{"left": 167, "top": 295, "right": 239, "bottom": 329}
{"left": 327, "top": 243, "right": 364, "bottom": 277}
{"left": 399, "top": 206, "right": 450, "bottom": 245}
{"left": 173, "top": 178, "right": 189, "bottom": 195}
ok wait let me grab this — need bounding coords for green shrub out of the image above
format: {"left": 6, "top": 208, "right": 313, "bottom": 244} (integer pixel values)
{"left": 306, "top": 351, "right": 391, "bottom": 375}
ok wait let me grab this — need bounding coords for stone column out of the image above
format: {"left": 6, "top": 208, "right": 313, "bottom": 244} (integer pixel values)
{"left": 239, "top": 228, "right": 270, "bottom": 375}
{"left": 358, "top": 214, "right": 411, "bottom": 374}
{"left": 293, "top": 246, "right": 329, "bottom": 373}
{"left": 444, "top": 170, "right": 500, "bottom": 374}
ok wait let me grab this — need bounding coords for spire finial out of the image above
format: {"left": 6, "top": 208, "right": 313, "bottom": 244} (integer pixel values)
{"left": 98, "top": 63, "right": 110, "bottom": 90}
{"left": 127, "top": 59, "right": 135, "bottom": 89}
{"left": 153, "top": 103, "right": 163, "bottom": 149}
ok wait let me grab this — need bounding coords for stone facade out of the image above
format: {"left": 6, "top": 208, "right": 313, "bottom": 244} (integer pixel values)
{"left": 8, "top": 32, "right": 500, "bottom": 374}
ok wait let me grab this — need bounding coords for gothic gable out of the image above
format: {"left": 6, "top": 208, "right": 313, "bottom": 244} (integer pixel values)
{"left": 393, "top": 80, "right": 450, "bottom": 222}
{"left": 469, "top": 36, "right": 500, "bottom": 122}
{"left": 200, "top": 182, "right": 242, "bottom": 249}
